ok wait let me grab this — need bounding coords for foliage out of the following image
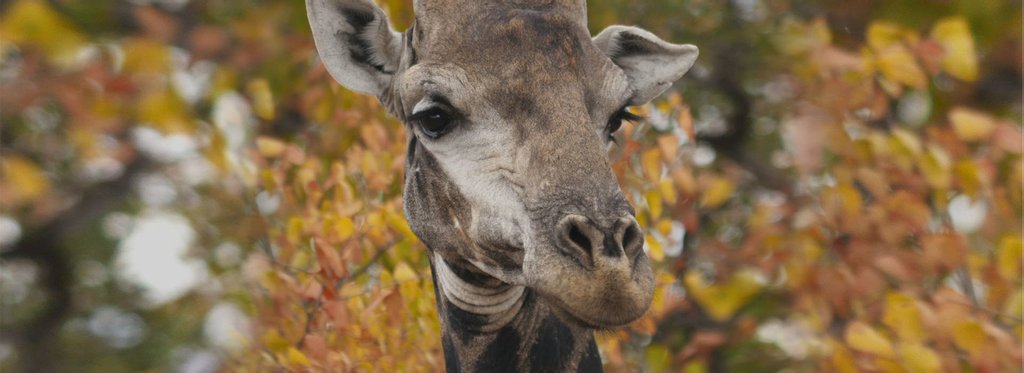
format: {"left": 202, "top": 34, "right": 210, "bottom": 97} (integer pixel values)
{"left": 0, "top": 0, "right": 1020, "bottom": 372}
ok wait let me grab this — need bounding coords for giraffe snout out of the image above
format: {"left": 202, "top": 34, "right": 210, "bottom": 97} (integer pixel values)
{"left": 555, "top": 214, "right": 645, "bottom": 269}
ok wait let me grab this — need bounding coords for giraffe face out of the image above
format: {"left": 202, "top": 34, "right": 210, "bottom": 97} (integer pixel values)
{"left": 307, "top": 0, "right": 697, "bottom": 328}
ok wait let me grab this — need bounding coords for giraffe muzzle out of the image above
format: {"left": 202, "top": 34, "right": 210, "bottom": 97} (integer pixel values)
{"left": 555, "top": 214, "right": 644, "bottom": 270}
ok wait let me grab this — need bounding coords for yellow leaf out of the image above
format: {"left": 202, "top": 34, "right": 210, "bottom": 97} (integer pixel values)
{"left": 700, "top": 177, "right": 735, "bottom": 208}
{"left": 1004, "top": 288, "right": 1023, "bottom": 320}
{"left": 682, "top": 360, "right": 707, "bottom": 373}
{"left": 365, "top": 211, "right": 386, "bottom": 242}
{"left": 949, "top": 107, "right": 995, "bottom": 142}
{"left": 829, "top": 339, "right": 858, "bottom": 373}
{"left": 641, "top": 149, "right": 662, "bottom": 182}
{"left": 649, "top": 275, "right": 671, "bottom": 315}
{"left": 247, "top": 79, "right": 275, "bottom": 120}
{"left": 931, "top": 17, "right": 978, "bottom": 81}
{"left": 0, "top": 0, "right": 87, "bottom": 66}
{"left": 211, "top": 68, "right": 238, "bottom": 98}
{"left": 656, "top": 220, "right": 673, "bottom": 236}
{"left": 876, "top": 45, "right": 928, "bottom": 88}
{"left": 339, "top": 281, "right": 364, "bottom": 298}
{"left": 867, "top": 131, "right": 891, "bottom": 157}
{"left": 867, "top": 21, "right": 910, "bottom": 51}
{"left": 684, "top": 269, "right": 763, "bottom": 321}
{"left": 204, "top": 132, "right": 229, "bottom": 171}
{"left": 645, "top": 189, "right": 663, "bottom": 218}
{"left": 256, "top": 136, "right": 286, "bottom": 158}
{"left": 379, "top": 267, "right": 395, "bottom": 288}
{"left": 314, "top": 85, "right": 336, "bottom": 123}
{"left": 286, "top": 217, "right": 305, "bottom": 244}
{"left": 875, "top": 358, "right": 904, "bottom": 373}
{"left": 138, "top": 89, "right": 193, "bottom": 133}
{"left": 393, "top": 262, "right": 418, "bottom": 283}
{"left": 646, "top": 234, "right": 665, "bottom": 262}
{"left": 900, "top": 343, "right": 942, "bottom": 373}
{"left": 951, "top": 319, "right": 986, "bottom": 356}
{"left": 889, "top": 128, "right": 922, "bottom": 170}
{"left": 122, "top": 39, "right": 172, "bottom": 74}
{"left": 953, "top": 160, "right": 983, "bottom": 197}
{"left": 334, "top": 217, "right": 356, "bottom": 241}
{"left": 1, "top": 156, "right": 51, "bottom": 203}
{"left": 69, "top": 127, "right": 100, "bottom": 158}
{"left": 835, "top": 184, "right": 863, "bottom": 219}
{"left": 882, "top": 292, "right": 925, "bottom": 342}
{"left": 644, "top": 345, "right": 671, "bottom": 372}
{"left": 921, "top": 145, "right": 951, "bottom": 190}
{"left": 845, "top": 321, "right": 896, "bottom": 358}
{"left": 891, "top": 129, "right": 922, "bottom": 155}
{"left": 385, "top": 212, "right": 418, "bottom": 242}
{"left": 658, "top": 179, "right": 677, "bottom": 205}
{"left": 776, "top": 18, "right": 832, "bottom": 55}
{"left": 261, "top": 329, "right": 290, "bottom": 353}
{"left": 286, "top": 347, "right": 311, "bottom": 367}
{"left": 997, "top": 235, "right": 1023, "bottom": 281}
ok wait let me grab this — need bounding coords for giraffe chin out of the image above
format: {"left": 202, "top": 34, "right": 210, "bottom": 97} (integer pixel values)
{"left": 525, "top": 249, "right": 656, "bottom": 329}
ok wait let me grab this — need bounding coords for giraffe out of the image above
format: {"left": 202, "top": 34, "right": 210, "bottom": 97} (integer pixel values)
{"left": 306, "top": 0, "right": 698, "bottom": 371}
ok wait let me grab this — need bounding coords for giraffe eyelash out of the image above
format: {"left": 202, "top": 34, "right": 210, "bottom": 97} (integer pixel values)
{"left": 607, "top": 107, "right": 642, "bottom": 143}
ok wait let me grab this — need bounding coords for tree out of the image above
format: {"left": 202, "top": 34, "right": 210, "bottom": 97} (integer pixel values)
{"left": 1, "top": 0, "right": 1019, "bottom": 372}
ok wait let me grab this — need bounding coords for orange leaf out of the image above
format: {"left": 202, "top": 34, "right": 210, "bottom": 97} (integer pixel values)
{"left": 657, "top": 135, "right": 678, "bottom": 163}
{"left": 677, "top": 106, "right": 695, "bottom": 140}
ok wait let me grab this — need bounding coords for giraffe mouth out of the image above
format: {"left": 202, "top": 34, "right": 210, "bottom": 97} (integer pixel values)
{"left": 526, "top": 246, "right": 655, "bottom": 329}
{"left": 546, "top": 300, "right": 607, "bottom": 329}
{"left": 541, "top": 289, "right": 647, "bottom": 330}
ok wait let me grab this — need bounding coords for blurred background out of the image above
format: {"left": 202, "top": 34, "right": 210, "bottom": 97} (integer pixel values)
{"left": 0, "top": 0, "right": 1020, "bottom": 371}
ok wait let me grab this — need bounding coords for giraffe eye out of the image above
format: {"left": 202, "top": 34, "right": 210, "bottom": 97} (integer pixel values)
{"left": 607, "top": 107, "right": 641, "bottom": 142}
{"left": 410, "top": 108, "right": 454, "bottom": 139}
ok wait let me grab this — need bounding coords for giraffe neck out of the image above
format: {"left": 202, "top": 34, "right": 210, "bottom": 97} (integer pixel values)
{"left": 428, "top": 253, "right": 603, "bottom": 373}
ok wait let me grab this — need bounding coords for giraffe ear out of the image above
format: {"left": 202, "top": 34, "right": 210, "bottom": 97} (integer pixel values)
{"left": 307, "top": 0, "right": 403, "bottom": 96}
{"left": 594, "top": 25, "right": 698, "bottom": 105}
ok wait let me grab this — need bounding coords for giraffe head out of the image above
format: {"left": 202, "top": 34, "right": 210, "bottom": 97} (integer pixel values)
{"left": 307, "top": 0, "right": 697, "bottom": 328}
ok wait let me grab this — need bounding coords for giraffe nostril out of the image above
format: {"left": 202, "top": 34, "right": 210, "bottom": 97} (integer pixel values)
{"left": 620, "top": 220, "right": 644, "bottom": 259}
{"left": 557, "top": 215, "right": 599, "bottom": 268}
{"left": 567, "top": 224, "right": 592, "bottom": 255}
{"left": 557, "top": 215, "right": 644, "bottom": 267}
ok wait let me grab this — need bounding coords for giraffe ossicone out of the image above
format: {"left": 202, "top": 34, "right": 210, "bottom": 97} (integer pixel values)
{"left": 306, "top": 0, "right": 697, "bottom": 371}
